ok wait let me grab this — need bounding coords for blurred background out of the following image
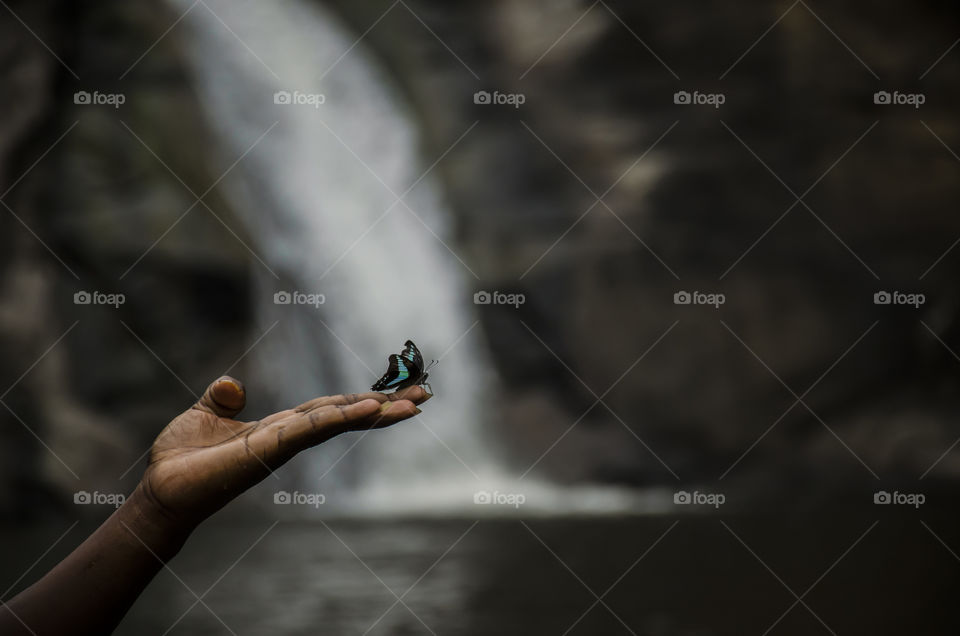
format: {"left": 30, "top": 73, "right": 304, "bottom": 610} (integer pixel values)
{"left": 1, "top": 0, "right": 959, "bottom": 633}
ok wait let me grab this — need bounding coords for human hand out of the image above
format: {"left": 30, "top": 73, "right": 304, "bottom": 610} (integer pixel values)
{"left": 133, "top": 376, "right": 429, "bottom": 532}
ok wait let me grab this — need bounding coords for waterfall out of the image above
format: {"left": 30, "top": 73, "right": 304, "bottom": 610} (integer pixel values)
{"left": 165, "top": 0, "right": 505, "bottom": 511}
{"left": 167, "top": 0, "right": 660, "bottom": 514}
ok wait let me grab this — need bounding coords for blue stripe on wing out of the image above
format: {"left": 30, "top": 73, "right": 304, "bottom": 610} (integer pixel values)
{"left": 384, "top": 359, "right": 410, "bottom": 387}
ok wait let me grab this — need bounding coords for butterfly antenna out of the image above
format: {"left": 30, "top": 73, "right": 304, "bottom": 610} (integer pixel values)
{"left": 425, "top": 359, "right": 439, "bottom": 372}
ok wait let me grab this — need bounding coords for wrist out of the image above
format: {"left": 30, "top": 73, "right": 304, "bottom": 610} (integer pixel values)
{"left": 116, "top": 484, "right": 194, "bottom": 562}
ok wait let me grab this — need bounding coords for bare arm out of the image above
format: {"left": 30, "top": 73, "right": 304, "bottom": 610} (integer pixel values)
{"left": 0, "top": 376, "right": 429, "bottom": 635}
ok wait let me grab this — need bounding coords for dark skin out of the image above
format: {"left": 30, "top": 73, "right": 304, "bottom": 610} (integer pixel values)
{"left": 0, "top": 376, "right": 429, "bottom": 635}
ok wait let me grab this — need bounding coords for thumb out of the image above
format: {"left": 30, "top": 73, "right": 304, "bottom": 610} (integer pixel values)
{"left": 193, "top": 375, "right": 246, "bottom": 418}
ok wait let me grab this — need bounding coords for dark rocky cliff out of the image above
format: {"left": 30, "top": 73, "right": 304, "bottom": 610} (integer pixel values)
{"left": 0, "top": 0, "right": 253, "bottom": 516}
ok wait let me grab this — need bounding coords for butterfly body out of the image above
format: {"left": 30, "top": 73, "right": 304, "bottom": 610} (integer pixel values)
{"left": 371, "top": 340, "right": 436, "bottom": 393}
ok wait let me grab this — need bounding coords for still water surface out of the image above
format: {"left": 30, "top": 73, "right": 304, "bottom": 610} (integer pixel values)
{"left": 3, "top": 508, "right": 957, "bottom": 635}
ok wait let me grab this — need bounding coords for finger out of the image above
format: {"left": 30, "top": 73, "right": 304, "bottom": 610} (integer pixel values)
{"left": 263, "top": 393, "right": 388, "bottom": 426}
{"left": 193, "top": 376, "right": 246, "bottom": 418}
{"left": 279, "top": 399, "right": 381, "bottom": 452}
{"left": 292, "top": 386, "right": 431, "bottom": 414}
{"left": 358, "top": 399, "right": 421, "bottom": 430}
{"left": 387, "top": 386, "right": 431, "bottom": 404}
{"left": 277, "top": 399, "right": 421, "bottom": 456}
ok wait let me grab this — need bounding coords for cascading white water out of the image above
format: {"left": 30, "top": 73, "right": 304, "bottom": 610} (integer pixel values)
{"left": 168, "top": 0, "right": 662, "bottom": 515}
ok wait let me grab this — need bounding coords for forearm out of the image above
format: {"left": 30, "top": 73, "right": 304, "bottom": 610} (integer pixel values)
{"left": 0, "top": 485, "right": 193, "bottom": 635}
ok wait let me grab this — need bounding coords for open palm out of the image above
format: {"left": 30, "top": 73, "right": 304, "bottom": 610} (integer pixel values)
{"left": 138, "top": 376, "right": 427, "bottom": 527}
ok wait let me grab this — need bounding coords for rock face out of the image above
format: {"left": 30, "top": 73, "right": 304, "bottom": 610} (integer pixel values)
{"left": 0, "top": 0, "right": 254, "bottom": 517}
{"left": 1, "top": 0, "right": 958, "bottom": 517}
{"left": 1, "top": 1, "right": 63, "bottom": 517}
{"left": 323, "top": 0, "right": 960, "bottom": 492}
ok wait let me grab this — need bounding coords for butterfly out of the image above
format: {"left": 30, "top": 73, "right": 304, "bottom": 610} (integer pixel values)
{"left": 371, "top": 340, "right": 437, "bottom": 393}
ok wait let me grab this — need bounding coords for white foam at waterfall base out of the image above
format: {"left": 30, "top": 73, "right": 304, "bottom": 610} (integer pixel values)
{"left": 328, "top": 477, "right": 675, "bottom": 517}
{"left": 168, "top": 0, "right": 654, "bottom": 515}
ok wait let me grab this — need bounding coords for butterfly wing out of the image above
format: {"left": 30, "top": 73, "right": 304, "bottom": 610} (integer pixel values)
{"left": 400, "top": 340, "right": 424, "bottom": 376}
{"left": 371, "top": 353, "right": 411, "bottom": 391}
